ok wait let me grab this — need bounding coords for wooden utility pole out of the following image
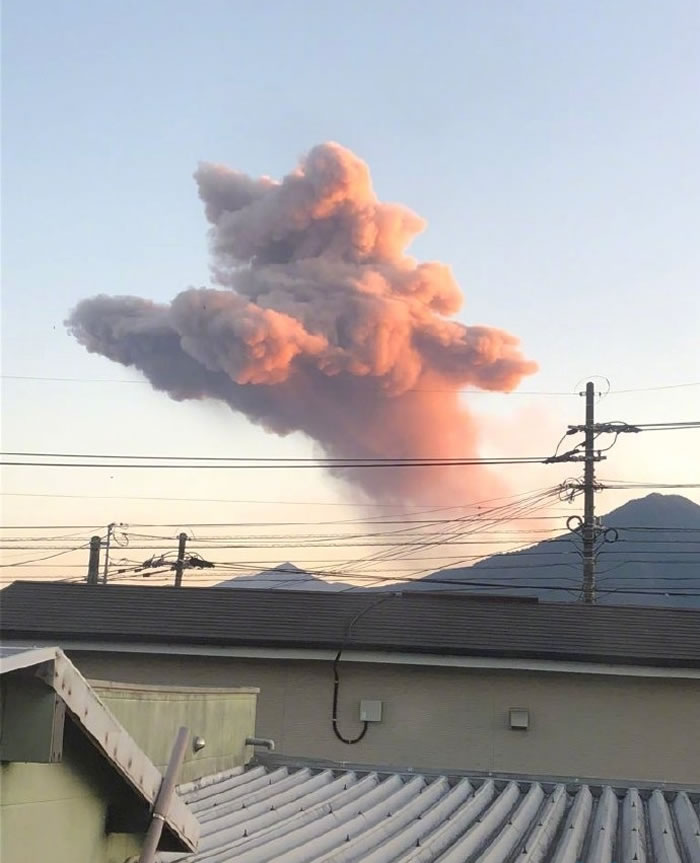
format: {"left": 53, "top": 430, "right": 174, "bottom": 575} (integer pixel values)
{"left": 86, "top": 535, "right": 101, "bottom": 585}
{"left": 174, "top": 532, "right": 188, "bottom": 588}
{"left": 582, "top": 382, "right": 596, "bottom": 604}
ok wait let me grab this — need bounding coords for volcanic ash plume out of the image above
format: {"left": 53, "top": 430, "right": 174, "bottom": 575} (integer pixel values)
{"left": 67, "top": 143, "right": 537, "bottom": 503}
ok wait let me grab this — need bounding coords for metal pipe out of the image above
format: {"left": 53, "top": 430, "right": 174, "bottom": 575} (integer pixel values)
{"left": 245, "top": 736, "right": 276, "bottom": 751}
{"left": 139, "top": 726, "right": 190, "bottom": 863}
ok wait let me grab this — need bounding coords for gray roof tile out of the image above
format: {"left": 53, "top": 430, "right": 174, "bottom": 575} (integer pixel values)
{"left": 2, "top": 581, "right": 700, "bottom": 667}
{"left": 161, "top": 762, "right": 700, "bottom": 863}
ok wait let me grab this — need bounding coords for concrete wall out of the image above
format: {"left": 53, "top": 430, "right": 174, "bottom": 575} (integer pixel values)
{"left": 91, "top": 681, "right": 258, "bottom": 782}
{"left": 0, "top": 721, "right": 143, "bottom": 863}
{"left": 71, "top": 650, "right": 700, "bottom": 786}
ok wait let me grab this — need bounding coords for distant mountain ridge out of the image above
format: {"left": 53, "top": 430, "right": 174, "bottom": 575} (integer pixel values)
{"left": 392, "top": 494, "right": 700, "bottom": 607}
{"left": 216, "top": 561, "right": 353, "bottom": 592}
{"left": 216, "top": 494, "right": 700, "bottom": 606}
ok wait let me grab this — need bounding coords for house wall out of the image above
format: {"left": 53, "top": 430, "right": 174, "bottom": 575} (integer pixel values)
{"left": 0, "top": 721, "right": 143, "bottom": 863}
{"left": 69, "top": 649, "right": 700, "bottom": 786}
{"left": 91, "top": 681, "right": 259, "bottom": 782}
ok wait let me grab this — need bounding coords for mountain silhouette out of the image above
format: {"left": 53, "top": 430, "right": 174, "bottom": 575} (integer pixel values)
{"left": 216, "top": 561, "right": 354, "bottom": 592}
{"left": 216, "top": 495, "right": 700, "bottom": 606}
{"left": 405, "top": 493, "right": 700, "bottom": 607}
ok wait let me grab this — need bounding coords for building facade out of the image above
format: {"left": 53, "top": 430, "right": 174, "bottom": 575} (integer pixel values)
{"left": 2, "top": 582, "right": 699, "bottom": 788}
{"left": 72, "top": 647, "right": 700, "bottom": 786}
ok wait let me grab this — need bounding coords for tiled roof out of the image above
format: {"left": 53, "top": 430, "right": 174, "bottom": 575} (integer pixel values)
{"left": 163, "top": 762, "right": 700, "bottom": 863}
{"left": 3, "top": 581, "right": 700, "bottom": 667}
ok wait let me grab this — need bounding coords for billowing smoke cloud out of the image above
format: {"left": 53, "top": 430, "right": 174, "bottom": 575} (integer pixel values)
{"left": 67, "top": 143, "right": 537, "bottom": 503}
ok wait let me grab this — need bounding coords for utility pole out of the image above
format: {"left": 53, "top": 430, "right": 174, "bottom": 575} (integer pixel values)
{"left": 86, "top": 535, "right": 101, "bottom": 585}
{"left": 547, "top": 380, "right": 604, "bottom": 603}
{"left": 102, "top": 522, "right": 116, "bottom": 585}
{"left": 582, "top": 382, "right": 596, "bottom": 604}
{"left": 174, "top": 532, "right": 188, "bottom": 588}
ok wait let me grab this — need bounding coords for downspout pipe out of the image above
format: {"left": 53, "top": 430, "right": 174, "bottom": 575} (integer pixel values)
{"left": 246, "top": 736, "right": 276, "bottom": 751}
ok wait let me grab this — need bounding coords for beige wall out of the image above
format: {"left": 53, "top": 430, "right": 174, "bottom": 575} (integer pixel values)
{"left": 71, "top": 650, "right": 700, "bottom": 786}
{"left": 1, "top": 722, "right": 143, "bottom": 863}
{"left": 91, "top": 682, "right": 258, "bottom": 782}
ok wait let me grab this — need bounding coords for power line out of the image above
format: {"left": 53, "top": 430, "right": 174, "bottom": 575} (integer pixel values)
{"left": 0, "top": 487, "right": 571, "bottom": 508}
{"left": 599, "top": 482, "right": 700, "bottom": 490}
{"left": 2, "top": 375, "right": 152, "bottom": 384}
{"left": 626, "top": 422, "right": 700, "bottom": 431}
{"left": 608, "top": 381, "right": 700, "bottom": 393}
{"left": 0, "top": 541, "right": 579, "bottom": 551}
{"left": 4, "top": 571, "right": 699, "bottom": 596}
{"left": 4, "top": 558, "right": 697, "bottom": 590}
{"left": 0, "top": 487, "right": 577, "bottom": 533}
{"left": 0, "top": 374, "right": 578, "bottom": 395}
{"left": 341, "top": 489, "right": 565, "bottom": 576}
{"left": 7, "top": 561, "right": 698, "bottom": 576}
{"left": 0, "top": 530, "right": 100, "bottom": 542}
{"left": 0, "top": 541, "right": 94, "bottom": 568}
{"left": 565, "top": 421, "right": 700, "bottom": 436}
{"left": 0, "top": 524, "right": 570, "bottom": 536}
{"left": 0, "top": 458, "right": 551, "bottom": 470}
{"left": 1, "top": 373, "right": 574, "bottom": 393}
{"left": 74, "top": 568, "right": 700, "bottom": 594}
{"left": 2, "top": 393, "right": 698, "bottom": 600}
{"left": 0, "top": 515, "right": 579, "bottom": 529}
{"left": 0, "top": 451, "right": 550, "bottom": 468}
{"left": 4, "top": 373, "right": 699, "bottom": 395}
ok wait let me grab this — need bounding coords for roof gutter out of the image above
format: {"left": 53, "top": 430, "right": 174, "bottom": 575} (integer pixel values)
{"left": 5, "top": 638, "right": 700, "bottom": 680}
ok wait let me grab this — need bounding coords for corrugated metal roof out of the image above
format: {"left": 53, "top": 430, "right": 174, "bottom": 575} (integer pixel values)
{"left": 0, "top": 644, "right": 60, "bottom": 672}
{"left": 3, "top": 581, "right": 700, "bottom": 668}
{"left": 162, "top": 763, "right": 700, "bottom": 863}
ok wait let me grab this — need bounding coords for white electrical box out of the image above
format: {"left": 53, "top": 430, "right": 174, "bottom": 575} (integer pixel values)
{"left": 359, "top": 699, "right": 383, "bottom": 723}
{"left": 509, "top": 708, "right": 530, "bottom": 730}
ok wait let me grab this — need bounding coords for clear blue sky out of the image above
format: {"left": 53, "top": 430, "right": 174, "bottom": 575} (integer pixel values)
{"left": 2, "top": 1, "right": 699, "bottom": 579}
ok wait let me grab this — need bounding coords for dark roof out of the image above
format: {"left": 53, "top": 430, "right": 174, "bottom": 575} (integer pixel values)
{"left": 2, "top": 581, "right": 700, "bottom": 668}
